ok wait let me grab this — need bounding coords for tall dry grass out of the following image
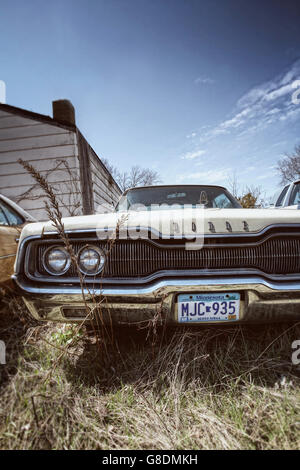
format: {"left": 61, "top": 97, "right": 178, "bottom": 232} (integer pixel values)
{"left": 0, "top": 300, "right": 299, "bottom": 449}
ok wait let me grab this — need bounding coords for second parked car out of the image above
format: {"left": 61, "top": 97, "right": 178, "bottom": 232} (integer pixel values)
{"left": 0, "top": 194, "right": 36, "bottom": 287}
{"left": 273, "top": 179, "right": 300, "bottom": 209}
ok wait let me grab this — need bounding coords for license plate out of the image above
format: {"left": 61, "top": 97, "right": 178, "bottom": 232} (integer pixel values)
{"left": 177, "top": 293, "right": 240, "bottom": 323}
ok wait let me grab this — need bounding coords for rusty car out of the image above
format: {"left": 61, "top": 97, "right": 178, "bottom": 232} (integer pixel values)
{"left": 0, "top": 194, "right": 36, "bottom": 288}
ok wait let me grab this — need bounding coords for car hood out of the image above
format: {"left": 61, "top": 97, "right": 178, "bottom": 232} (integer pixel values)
{"left": 18, "top": 207, "right": 300, "bottom": 244}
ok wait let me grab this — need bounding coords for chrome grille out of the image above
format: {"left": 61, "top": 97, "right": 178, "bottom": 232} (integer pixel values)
{"left": 35, "top": 235, "right": 300, "bottom": 278}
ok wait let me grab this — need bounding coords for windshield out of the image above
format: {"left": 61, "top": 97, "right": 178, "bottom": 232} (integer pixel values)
{"left": 116, "top": 185, "right": 241, "bottom": 211}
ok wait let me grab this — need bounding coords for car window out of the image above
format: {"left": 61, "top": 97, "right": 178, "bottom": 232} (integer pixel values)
{"left": 289, "top": 183, "right": 300, "bottom": 206}
{"left": 275, "top": 185, "right": 289, "bottom": 207}
{"left": 212, "top": 192, "right": 233, "bottom": 208}
{"left": 0, "top": 206, "right": 9, "bottom": 225}
{"left": 0, "top": 201, "right": 24, "bottom": 226}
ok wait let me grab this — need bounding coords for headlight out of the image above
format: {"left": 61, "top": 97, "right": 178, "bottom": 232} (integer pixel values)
{"left": 43, "top": 246, "right": 71, "bottom": 275}
{"left": 78, "top": 245, "right": 105, "bottom": 275}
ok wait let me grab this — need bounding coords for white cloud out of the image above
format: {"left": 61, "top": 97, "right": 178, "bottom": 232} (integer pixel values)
{"left": 186, "top": 132, "right": 197, "bottom": 139}
{"left": 195, "top": 58, "right": 300, "bottom": 143}
{"left": 194, "top": 76, "right": 215, "bottom": 85}
{"left": 279, "top": 106, "right": 300, "bottom": 121}
{"left": 177, "top": 168, "right": 231, "bottom": 184}
{"left": 257, "top": 174, "right": 271, "bottom": 180}
{"left": 177, "top": 60, "right": 300, "bottom": 197}
{"left": 238, "top": 60, "right": 300, "bottom": 109}
{"left": 181, "top": 149, "right": 206, "bottom": 160}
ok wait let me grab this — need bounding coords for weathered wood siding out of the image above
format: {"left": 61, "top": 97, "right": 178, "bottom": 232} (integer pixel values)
{"left": 0, "top": 109, "right": 81, "bottom": 220}
{"left": 0, "top": 106, "right": 121, "bottom": 221}
{"left": 77, "top": 131, "right": 121, "bottom": 213}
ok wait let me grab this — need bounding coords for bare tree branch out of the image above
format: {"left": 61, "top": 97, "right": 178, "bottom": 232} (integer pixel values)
{"left": 102, "top": 159, "right": 161, "bottom": 192}
{"left": 277, "top": 145, "right": 300, "bottom": 185}
{"left": 227, "top": 171, "right": 240, "bottom": 199}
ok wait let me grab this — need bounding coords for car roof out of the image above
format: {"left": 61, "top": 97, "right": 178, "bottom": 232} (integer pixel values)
{"left": 124, "top": 184, "right": 227, "bottom": 193}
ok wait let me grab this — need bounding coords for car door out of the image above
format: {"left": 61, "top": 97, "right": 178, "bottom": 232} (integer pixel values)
{"left": 0, "top": 200, "right": 25, "bottom": 285}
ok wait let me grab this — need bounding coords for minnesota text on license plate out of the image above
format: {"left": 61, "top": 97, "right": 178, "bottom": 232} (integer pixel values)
{"left": 177, "top": 293, "right": 240, "bottom": 323}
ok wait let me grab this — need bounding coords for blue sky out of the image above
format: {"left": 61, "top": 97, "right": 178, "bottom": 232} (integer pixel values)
{"left": 1, "top": 0, "right": 300, "bottom": 198}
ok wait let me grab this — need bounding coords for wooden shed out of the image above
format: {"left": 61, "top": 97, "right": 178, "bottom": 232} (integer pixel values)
{"left": 0, "top": 100, "right": 121, "bottom": 220}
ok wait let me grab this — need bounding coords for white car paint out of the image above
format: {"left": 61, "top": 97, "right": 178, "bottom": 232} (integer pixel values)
{"left": 18, "top": 206, "right": 300, "bottom": 246}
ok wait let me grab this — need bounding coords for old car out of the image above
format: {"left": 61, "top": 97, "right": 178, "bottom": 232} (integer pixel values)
{"left": 272, "top": 179, "right": 300, "bottom": 209}
{"left": 13, "top": 184, "right": 300, "bottom": 325}
{"left": 0, "top": 194, "right": 36, "bottom": 287}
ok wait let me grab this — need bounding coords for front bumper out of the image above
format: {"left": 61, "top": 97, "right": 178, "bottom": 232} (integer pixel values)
{"left": 13, "top": 276, "right": 300, "bottom": 325}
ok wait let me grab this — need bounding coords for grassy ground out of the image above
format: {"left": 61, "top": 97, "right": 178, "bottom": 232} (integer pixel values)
{"left": 0, "top": 297, "right": 299, "bottom": 450}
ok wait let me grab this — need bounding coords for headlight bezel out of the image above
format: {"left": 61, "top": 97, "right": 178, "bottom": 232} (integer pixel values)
{"left": 77, "top": 245, "right": 106, "bottom": 276}
{"left": 42, "top": 245, "right": 71, "bottom": 276}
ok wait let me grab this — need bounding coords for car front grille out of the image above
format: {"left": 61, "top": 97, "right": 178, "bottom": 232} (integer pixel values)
{"left": 33, "top": 234, "right": 300, "bottom": 279}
